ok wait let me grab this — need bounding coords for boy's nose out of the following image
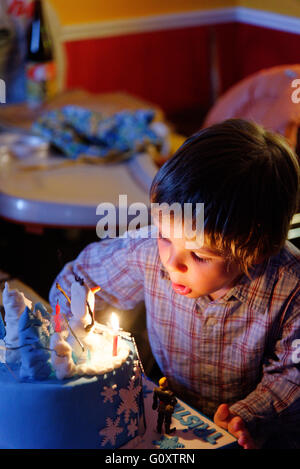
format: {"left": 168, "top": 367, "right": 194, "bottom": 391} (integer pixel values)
{"left": 166, "top": 253, "right": 188, "bottom": 273}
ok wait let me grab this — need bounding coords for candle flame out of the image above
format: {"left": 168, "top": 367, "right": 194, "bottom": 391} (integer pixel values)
{"left": 110, "top": 312, "right": 119, "bottom": 332}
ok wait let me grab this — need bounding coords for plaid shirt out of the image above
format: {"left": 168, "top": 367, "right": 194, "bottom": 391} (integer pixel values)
{"left": 49, "top": 226, "right": 300, "bottom": 446}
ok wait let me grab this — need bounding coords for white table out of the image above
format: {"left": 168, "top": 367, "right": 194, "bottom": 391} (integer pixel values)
{"left": 0, "top": 90, "right": 167, "bottom": 229}
{"left": 0, "top": 147, "right": 158, "bottom": 228}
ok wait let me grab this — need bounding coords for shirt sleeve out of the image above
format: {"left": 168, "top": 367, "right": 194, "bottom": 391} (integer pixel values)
{"left": 229, "top": 293, "right": 300, "bottom": 443}
{"left": 48, "top": 232, "right": 147, "bottom": 315}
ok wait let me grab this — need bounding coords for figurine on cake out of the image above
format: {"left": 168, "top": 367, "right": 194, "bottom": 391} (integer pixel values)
{"left": 2, "top": 282, "right": 53, "bottom": 380}
{"left": 50, "top": 329, "right": 75, "bottom": 380}
{"left": 67, "top": 277, "right": 100, "bottom": 361}
{"left": 18, "top": 302, "right": 53, "bottom": 381}
{"left": 2, "top": 282, "right": 32, "bottom": 366}
{"left": 50, "top": 277, "right": 106, "bottom": 378}
{"left": 152, "top": 377, "right": 177, "bottom": 434}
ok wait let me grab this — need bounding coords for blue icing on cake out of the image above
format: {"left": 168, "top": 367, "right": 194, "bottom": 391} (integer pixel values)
{"left": 172, "top": 404, "right": 223, "bottom": 445}
{"left": 143, "top": 383, "right": 153, "bottom": 397}
{"left": 153, "top": 435, "right": 185, "bottom": 449}
{"left": 0, "top": 311, "right": 5, "bottom": 340}
{"left": 1, "top": 285, "right": 236, "bottom": 450}
{"left": 0, "top": 343, "right": 145, "bottom": 449}
{"left": 0, "top": 284, "right": 145, "bottom": 449}
{"left": 193, "top": 426, "right": 223, "bottom": 445}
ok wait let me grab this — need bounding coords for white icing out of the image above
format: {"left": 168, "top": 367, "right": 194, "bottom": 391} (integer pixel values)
{"left": 50, "top": 281, "right": 130, "bottom": 379}
{"left": 117, "top": 375, "right": 142, "bottom": 423}
{"left": 2, "top": 282, "right": 32, "bottom": 364}
{"left": 101, "top": 384, "right": 118, "bottom": 403}
{"left": 50, "top": 330, "right": 76, "bottom": 380}
{"left": 0, "top": 339, "right": 5, "bottom": 363}
{"left": 2, "top": 281, "right": 130, "bottom": 379}
{"left": 73, "top": 332, "right": 129, "bottom": 376}
{"left": 70, "top": 282, "right": 94, "bottom": 327}
{"left": 127, "top": 418, "right": 138, "bottom": 438}
{"left": 67, "top": 282, "right": 95, "bottom": 360}
{"left": 99, "top": 416, "right": 123, "bottom": 447}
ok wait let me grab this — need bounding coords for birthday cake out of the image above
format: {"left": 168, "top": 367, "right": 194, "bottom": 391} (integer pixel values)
{"left": 0, "top": 281, "right": 145, "bottom": 449}
{"left": 0, "top": 280, "right": 236, "bottom": 450}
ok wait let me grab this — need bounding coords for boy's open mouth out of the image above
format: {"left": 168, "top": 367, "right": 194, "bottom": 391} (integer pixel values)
{"left": 171, "top": 282, "right": 192, "bottom": 295}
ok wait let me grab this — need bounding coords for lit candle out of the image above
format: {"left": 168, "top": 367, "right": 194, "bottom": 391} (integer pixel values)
{"left": 55, "top": 301, "right": 61, "bottom": 332}
{"left": 110, "top": 312, "right": 119, "bottom": 357}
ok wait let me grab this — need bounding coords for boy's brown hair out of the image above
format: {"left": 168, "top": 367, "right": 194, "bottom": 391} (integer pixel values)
{"left": 150, "top": 119, "right": 300, "bottom": 274}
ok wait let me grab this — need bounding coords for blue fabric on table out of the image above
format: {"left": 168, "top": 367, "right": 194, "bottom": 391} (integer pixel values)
{"left": 32, "top": 106, "right": 162, "bottom": 161}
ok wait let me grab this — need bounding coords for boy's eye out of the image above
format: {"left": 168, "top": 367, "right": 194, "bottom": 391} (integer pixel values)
{"left": 192, "top": 252, "right": 210, "bottom": 263}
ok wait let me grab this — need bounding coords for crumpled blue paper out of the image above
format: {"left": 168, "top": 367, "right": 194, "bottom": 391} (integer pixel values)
{"left": 32, "top": 106, "right": 162, "bottom": 161}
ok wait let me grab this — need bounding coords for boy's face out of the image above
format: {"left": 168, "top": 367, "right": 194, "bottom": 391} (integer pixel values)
{"left": 156, "top": 217, "right": 242, "bottom": 301}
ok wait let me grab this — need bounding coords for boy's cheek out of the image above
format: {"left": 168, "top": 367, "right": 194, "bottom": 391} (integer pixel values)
{"left": 157, "top": 240, "right": 167, "bottom": 263}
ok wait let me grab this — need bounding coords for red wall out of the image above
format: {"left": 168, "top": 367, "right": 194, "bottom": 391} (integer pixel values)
{"left": 64, "top": 22, "right": 300, "bottom": 115}
{"left": 65, "top": 26, "right": 212, "bottom": 114}
{"left": 234, "top": 24, "right": 300, "bottom": 82}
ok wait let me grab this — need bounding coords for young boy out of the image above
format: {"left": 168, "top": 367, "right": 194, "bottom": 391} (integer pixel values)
{"left": 49, "top": 119, "right": 300, "bottom": 449}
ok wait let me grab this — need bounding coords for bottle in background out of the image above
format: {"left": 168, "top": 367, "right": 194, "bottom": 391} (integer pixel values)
{"left": 5, "top": 0, "right": 34, "bottom": 103}
{"left": 0, "top": 0, "right": 15, "bottom": 103}
{"left": 26, "top": 0, "right": 56, "bottom": 108}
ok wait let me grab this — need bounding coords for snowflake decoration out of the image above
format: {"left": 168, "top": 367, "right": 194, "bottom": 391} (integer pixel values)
{"left": 101, "top": 384, "right": 117, "bottom": 403}
{"left": 153, "top": 435, "right": 185, "bottom": 449}
{"left": 127, "top": 418, "right": 138, "bottom": 438}
{"left": 99, "top": 416, "right": 123, "bottom": 447}
{"left": 117, "top": 376, "right": 142, "bottom": 423}
{"left": 35, "top": 310, "right": 50, "bottom": 337}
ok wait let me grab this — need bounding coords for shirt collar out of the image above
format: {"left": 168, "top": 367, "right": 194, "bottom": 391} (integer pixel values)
{"left": 211, "top": 257, "right": 279, "bottom": 314}
{"left": 159, "top": 255, "right": 279, "bottom": 315}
